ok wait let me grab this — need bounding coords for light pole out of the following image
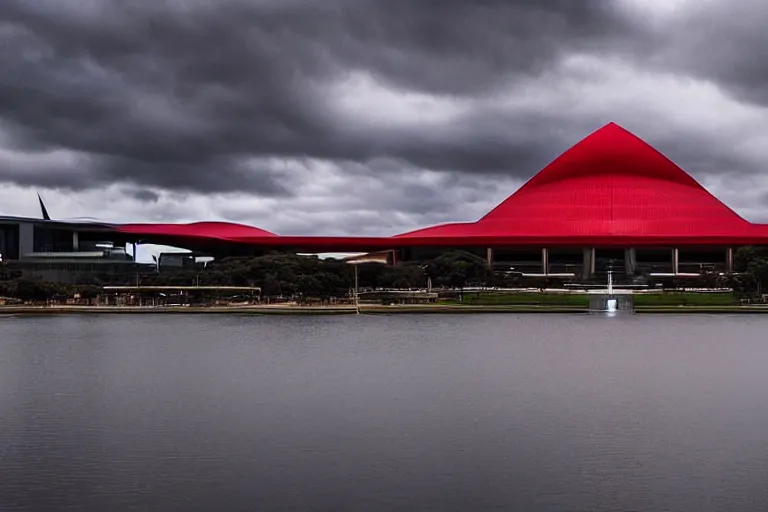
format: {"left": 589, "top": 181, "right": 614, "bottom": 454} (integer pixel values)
{"left": 345, "top": 251, "right": 391, "bottom": 314}
{"left": 354, "top": 263, "right": 359, "bottom": 314}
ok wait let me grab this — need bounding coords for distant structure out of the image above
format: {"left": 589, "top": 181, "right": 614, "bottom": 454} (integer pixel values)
{"left": 1, "top": 122, "right": 767, "bottom": 282}
{"left": 0, "top": 197, "right": 147, "bottom": 283}
{"left": 37, "top": 193, "right": 51, "bottom": 221}
{"left": 156, "top": 252, "right": 208, "bottom": 270}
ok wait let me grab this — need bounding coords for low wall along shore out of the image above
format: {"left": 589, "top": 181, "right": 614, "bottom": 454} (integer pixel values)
{"left": 0, "top": 292, "right": 768, "bottom": 315}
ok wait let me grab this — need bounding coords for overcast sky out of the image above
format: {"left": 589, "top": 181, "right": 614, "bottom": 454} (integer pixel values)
{"left": 3, "top": 0, "right": 768, "bottom": 246}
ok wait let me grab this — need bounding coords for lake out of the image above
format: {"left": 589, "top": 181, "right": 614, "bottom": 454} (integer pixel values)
{"left": 1, "top": 313, "right": 767, "bottom": 511}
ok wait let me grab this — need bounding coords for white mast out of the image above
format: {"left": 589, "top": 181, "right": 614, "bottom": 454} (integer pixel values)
{"left": 607, "top": 268, "right": 613, "bottom": 296}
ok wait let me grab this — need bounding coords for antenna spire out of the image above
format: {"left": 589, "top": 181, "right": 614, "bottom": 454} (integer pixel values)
{"left": 37, "top": 193, "right": 51, "bottom": 220}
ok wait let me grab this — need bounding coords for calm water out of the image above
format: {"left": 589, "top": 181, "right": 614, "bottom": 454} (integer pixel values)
{"left": 1, "top": 313, "right": 768, "bottom": 511}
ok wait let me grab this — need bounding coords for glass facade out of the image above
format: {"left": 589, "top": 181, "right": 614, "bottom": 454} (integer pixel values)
{"left": 33, "top": 226, "right": 74, "bottom": 253}
{"left": 6, "top": 260, "right": 152, "bottom": 285}
{"left": 0, "top": 223, "right": 20, "bottom": 260}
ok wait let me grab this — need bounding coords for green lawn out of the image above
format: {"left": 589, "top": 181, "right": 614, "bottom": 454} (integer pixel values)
{"left": 449, "top": 293, "right": 590, "bottom": 306}
{"left": 444, "top": 292, "right": 738, "bottom": 307}
{"left": 633, "top": 292, "right": 737, "bottom": 306}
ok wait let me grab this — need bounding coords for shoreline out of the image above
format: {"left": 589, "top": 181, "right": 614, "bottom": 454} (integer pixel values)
{"left": 2, "top": 304, "right": 768, "bottom": 315}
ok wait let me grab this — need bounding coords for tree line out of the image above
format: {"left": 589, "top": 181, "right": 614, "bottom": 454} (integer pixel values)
{"left": 0, "top": 250, "right": 493, "bottom": 302}
{"left": 2, "top": 247, "right": 768, "bottom": 302}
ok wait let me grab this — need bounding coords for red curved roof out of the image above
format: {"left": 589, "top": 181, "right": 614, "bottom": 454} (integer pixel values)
{"left": 109, "top": 123, "right": 768, "bottom": 249}
{"left": 395, "top": 122, "right": 768, "bottom": 246}
{"left": 116, "top": 221, "right": 276, "bottom": 240}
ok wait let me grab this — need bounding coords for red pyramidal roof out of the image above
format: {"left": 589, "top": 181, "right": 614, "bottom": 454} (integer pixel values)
{"left": 108, "top": 122, "right": 768, "bottom": 251}
{"left": 396, "top": 122, "right": 768, "bottom": 246}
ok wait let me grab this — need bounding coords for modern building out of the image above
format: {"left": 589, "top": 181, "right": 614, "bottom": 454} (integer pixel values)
{"left": 2, "top": 122, "right": 768, "bottom": 282}
{"left": 115, "top": 122, "right": 768, "bottom": 279}
{"left": 0, "top": 216, "right": 149, "bottom": 283}
{"left": 389, "top": 122, "right": 765, "bottom": 278}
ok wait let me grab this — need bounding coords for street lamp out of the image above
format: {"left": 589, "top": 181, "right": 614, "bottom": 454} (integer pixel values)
{"left": 345, "top": 251, "right": 392, "bottom": 314}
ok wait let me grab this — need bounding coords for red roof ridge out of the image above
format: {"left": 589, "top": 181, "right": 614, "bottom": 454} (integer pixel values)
{"left": 524, "top": 122, "right": 702, "bottom": 190}
{"left": 392, "top": 122, "right": 755, "bottom": 241}
{"left": 480, "top": 122, "right": 715, "bottom": 223}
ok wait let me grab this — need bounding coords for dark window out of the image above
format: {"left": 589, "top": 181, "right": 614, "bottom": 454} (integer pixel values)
{"left": 0, "top": 223, "right": 20, "bottom": 259}
{"left": 548, "top": 248, "right": 583, "bottom": 273}
{"left": 33, "top": 226, "right": 74, "bottom": 253}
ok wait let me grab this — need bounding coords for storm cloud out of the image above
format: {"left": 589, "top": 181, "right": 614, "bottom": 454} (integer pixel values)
{"left": 1, "top": 0, "right": 768, "bottom": 239}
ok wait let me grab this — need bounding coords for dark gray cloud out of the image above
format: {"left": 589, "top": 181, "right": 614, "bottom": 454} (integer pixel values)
{"left": 641, "top": 0, "right": 768, "bottom": 107}
{"left": 0, "top": 0, "right": 645, "bottom": 194}
{"left": 121, "top": 187, "right": 160, "bottom": 203}
{"left": 0, "top": 0, "right": 766, "bottom": 234}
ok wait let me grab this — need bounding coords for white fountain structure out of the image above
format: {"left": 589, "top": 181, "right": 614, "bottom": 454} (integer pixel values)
{"left": 605, "top": 269, "right": 618, "bottom": 312}
{"left": 587, "top": 266, "right": 632, "bottom": 314}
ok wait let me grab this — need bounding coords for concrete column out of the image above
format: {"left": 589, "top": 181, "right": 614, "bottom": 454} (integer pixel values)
{"left": 625, "top": 248, "right": 637, "bottom": 275}
{"left": 542, "top": 248, "right": 549, "bottom": 275}
{"left": 582, "top": 248, "right": 594, "bottom": 279}
{"left": 391, "top": 249, "right": 398, "bottom": 266}
{"left": 726, "top": 247, "right": 734, "bottom": 274}
{"left": 72, "top": 231, "right": 79, "bottom": 251}
{"left": 672, "top": 248, "right": 679, "bottom": 274}
{"left": 486, "top": 248, "right": 494, "bottom": 268}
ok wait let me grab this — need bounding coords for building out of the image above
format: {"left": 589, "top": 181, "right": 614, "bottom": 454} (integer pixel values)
{"left": 390, "top": 122, "right": 764, "bottom": 278}
{"left": 112, "top": 122, "right": 768, "bottom": 279}
{"left": 156, "top": 252, "right": 208, "bottom": 270}
{"left": 2, "top": 122, "right": 768, "bottom": 282}
{"left": 0, "top": 216, "right": 149, "bottom": 283}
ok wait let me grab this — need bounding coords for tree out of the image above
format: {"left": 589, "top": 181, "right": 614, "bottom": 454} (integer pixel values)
{"left": 426, "top": 251, "right": 491, "bottom": 298}
{"left": 13, "top": 279, "right": 64, "bottom": 302}
{"left": 732, "top": 246, "right": 768, "bottom": 296}
{"left": 377, "top": 264, "right": 426, "bottom": 289}
{"left": 76, "top": 285, "right": 101, "bottom": 300}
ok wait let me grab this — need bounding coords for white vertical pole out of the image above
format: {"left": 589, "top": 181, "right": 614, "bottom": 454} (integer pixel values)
{"left": 672, "top": 248, "right": 679, "bottom": 275}
{"left": 354, "top": 263, "right": 360, "bottom": 315}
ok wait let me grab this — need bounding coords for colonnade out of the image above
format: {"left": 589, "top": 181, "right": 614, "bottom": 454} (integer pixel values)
{"left": 485, "top": 247, "right": 735, "bottom": 277}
